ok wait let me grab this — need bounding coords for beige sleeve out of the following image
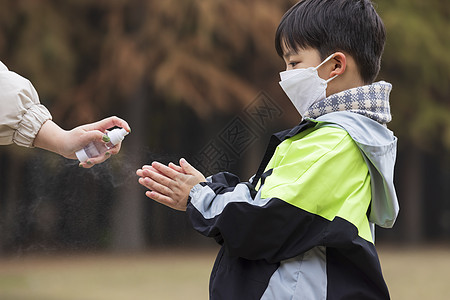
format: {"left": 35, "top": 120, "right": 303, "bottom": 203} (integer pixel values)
{"left": 0, "top": 62, "right": 52, "bottom": 147}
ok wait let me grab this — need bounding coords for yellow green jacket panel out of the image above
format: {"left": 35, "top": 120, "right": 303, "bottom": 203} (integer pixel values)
{"left": 261, "top": 123, "right": 373, "bottom": 243}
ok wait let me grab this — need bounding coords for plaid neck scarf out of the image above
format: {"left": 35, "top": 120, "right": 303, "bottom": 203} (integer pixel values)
{"left": 304, "top": 81, "right": 392, "bottom": 124}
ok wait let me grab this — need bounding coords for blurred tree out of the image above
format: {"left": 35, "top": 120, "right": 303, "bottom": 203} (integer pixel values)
{"left": 377, "top": 0, "right": 450, "bottom": 243}
{"left": 0, "top": 0, "right": 295, "bottom": 252}
{"left": 0, "top": 0, "right": 449, "bottom": 252}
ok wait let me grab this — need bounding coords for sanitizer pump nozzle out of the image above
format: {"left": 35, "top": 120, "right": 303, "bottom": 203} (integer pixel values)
{"left": 75, "top": 128, "right": 129, "bottom": 162}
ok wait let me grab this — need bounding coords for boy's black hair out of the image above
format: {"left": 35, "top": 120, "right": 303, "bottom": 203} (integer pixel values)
{"left": 275, "top": 0, "right": 386, "bottom": 84}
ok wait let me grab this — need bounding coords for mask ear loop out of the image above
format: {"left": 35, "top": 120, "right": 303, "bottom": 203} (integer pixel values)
{"left": 314, "top": 53, "right": 339, "bottom": 83}
{"left": 326, "top": 74, "right": 339, "bottom": 83}
{"left": 315, "top": 53, "right": 335, "bottom": 69}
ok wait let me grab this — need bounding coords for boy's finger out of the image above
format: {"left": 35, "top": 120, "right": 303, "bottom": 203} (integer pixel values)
{"left": 145, "top": 191, "right": 177, "bottom": 209}
{"left": 143, "top": 168, "right": 174, "bottom": 188}
{"left": 169, "top": 162, "right": 184, "bottom": 173}
{"left": 142, "top": 169, "right": 165, "bottom": 180}
{"left": 136, "top": 168, "right": 148, "bottom": 177}
{"left": 180, "top": 158, "right": 201, "bottom": 176}
{"left": 140, "top": 165, "right": 161, "bottom": 176}
{"left": 152, "top": 161, "right": 181, "bottom": 179}
{"left": 139, "top": 177, "right": 172, "bottom": 197}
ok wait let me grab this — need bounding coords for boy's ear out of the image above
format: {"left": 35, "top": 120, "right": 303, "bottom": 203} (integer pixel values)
{"left": 330, "top": 52, "right": 347, "bottom": 77}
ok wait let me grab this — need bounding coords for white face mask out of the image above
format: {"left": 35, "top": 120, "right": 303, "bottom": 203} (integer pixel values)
{"left": 279, "top": 53, "right": 338, "bottom": 117}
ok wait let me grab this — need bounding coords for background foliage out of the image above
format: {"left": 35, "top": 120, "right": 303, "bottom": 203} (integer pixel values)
{"left": 0, "top": 0, "right": 449, "bottom": 253}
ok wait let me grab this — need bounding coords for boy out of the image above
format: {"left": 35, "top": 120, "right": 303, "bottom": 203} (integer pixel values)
{"left": 137, "top": 0, "right": 398, "bottom": 299}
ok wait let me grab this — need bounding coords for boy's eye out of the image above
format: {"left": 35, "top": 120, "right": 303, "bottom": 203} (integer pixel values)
{"left": 287, "top": 61, "right": 299, "bottom": 68}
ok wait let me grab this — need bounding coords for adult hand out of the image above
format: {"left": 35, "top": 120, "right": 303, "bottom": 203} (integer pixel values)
{"left": 34, "top": 116, "right": 131, "bottom": 168}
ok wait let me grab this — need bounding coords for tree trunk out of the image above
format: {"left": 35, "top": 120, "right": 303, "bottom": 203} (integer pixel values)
{"left": 110, "top": 84, "right": 147, "bottom": 252}
{"left": 0, "top": 152, "right": 23, "bottom": 253}
{"left": 401, "top": 146, "right": 424, "bottom": 244}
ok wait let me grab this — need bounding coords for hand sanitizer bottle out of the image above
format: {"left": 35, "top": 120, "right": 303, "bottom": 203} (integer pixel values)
{"left": 76, "top": 128, "right": 129, "bottom": 162}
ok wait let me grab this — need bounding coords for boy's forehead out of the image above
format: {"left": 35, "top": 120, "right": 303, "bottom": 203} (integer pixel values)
{"left": 281, "top": 42, "right": 318, "bottom": 59}
{"left": 283, "top": 49, "right": 299, "bottom": 58}
{"left": 280, "top": 38, "right": 297, "bottom": 56}
{"left": 280, "top": 37, "right": 311, "bottom": 57}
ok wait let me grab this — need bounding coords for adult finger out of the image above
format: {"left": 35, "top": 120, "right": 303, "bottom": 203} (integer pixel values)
{"left": 105, "top": 142, "right": 122, "bottom": 155}
{"left": 83, "top": 151, "right": 112, "bottom": 166}
{"left": 85, "top": 116, "right": 131, "bottom": 133}
{"left": 77, "top": 130, "right": 107, "bottom": 148}
{"left": 79, "top": 160, "right": 96, "bottom": 169}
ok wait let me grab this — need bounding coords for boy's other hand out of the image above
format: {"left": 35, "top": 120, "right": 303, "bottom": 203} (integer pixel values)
{"left": 136, "top": 158, "right": 206, "bottom": 211}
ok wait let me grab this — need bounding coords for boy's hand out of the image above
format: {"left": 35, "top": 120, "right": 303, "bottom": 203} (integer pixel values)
{"left": 136, "top": 158, "right": 206, "bottom": 211}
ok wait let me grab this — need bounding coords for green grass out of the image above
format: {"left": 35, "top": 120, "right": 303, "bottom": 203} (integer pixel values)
{"left": 0, "top": 246, "right": 449, "bottom": 300}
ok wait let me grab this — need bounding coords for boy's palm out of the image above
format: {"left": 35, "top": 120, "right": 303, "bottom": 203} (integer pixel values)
{"left": 137, "top": 159, "right": 206, "bottom": 211}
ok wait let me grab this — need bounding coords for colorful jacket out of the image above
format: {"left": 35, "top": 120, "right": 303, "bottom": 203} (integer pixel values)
{"left": 187, "top": 111, "right": 398, "bottom": 300}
